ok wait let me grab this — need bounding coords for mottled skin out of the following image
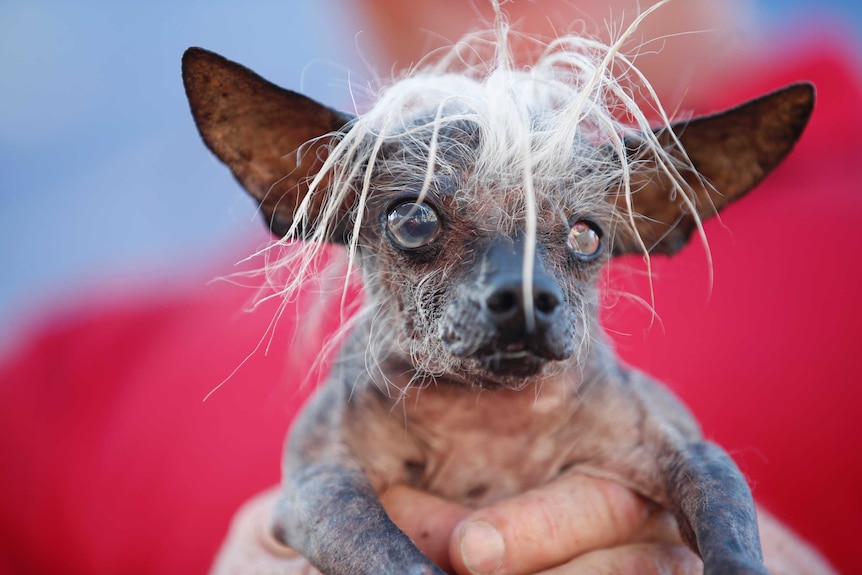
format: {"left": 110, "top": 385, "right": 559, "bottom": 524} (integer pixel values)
{"left": 278, "top": 297, "right": 760, "bottom": 575}
{"left": 182, "top": 47, "right": 814, "bottom": 575}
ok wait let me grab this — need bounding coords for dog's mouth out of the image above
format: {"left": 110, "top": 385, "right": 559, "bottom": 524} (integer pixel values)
{"left": 416, "top": 343, "right": 565, "bottom": 390}
{"left": 437, "top": 301, "right": 576, "bottom": 389}
{"left": 436, "top": 330, "right": 572, "bottom": 388}
{"left": 480, "top": 353, "right": 544, "bottom": 377}
{"left": 457, "top": 341, "right": 560, "bottom": 388}
{"left": 479, "top": 332, "right": 572, "bottom": 370}
{"left": 477, "top": 343, "right": 546, "bottom": 376}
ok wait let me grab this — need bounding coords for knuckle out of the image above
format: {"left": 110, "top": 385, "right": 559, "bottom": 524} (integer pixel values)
{"left": 643, "top": 544, "right": 703, "bottom": 575}
{"left": 669, "top": 545, "right": 703, "bottom": 575}
{"left": 615, "top": 544, "right": 702, "bottom": 575}
{"left": 533, "top": 492, "right": 563, "bottom": 543}
{"left": 590, "top": 477, "right": 649, "bottom": 543}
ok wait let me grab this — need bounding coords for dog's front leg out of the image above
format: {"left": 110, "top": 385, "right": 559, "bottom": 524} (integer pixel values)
{"left": 272, "top": 461, "right": 444, "bottom": 575}
{"left": 270, "top": 377, "right": 444, "bottom": 575}
{"left": 668, "top": 441, "right": 767, "bottom": 575}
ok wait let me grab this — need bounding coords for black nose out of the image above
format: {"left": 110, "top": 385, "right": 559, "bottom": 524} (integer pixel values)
{"left": 476, "top": 235, "right": 569, "bottom": 356}
{"left": 484, "top": 275, "right": 563, "bottom": 340}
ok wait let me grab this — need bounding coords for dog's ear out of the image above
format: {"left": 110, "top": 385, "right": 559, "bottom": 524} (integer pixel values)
{"left": 182, "top": 47, "right": 354, "bottom": 239}
{"left": 611, "top": 82, "right": 814, "bottom": 255}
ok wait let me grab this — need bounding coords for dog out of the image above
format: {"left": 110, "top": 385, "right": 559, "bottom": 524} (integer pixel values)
{"left": 182, "top": 7, "right": 813, "bottom": 574}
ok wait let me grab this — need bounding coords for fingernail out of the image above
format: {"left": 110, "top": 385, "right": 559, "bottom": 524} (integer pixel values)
{"left": 460, "top": 520, "right": 505, "bottom": 575}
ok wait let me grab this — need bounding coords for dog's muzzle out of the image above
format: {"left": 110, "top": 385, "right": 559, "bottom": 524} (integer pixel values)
{"left": 440, "top": 236, "right": 575, "bottom": 377}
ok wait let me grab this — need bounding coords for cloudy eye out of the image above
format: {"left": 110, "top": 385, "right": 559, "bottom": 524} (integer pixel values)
{"left": 567, "top": 221, "right": 601, "bottom": 257}
{"left": 386, "top": 201, "right": 442, "bottom": 249}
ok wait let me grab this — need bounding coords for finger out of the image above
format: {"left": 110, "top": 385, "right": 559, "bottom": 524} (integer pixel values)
{"left": 382, "top": 484, "right": 472, "bottom": 572}
{"left": 536, "top": 543, "right": 702, "bottom": 575}
{"left": 450, "top": 474, "right": 656, "bottom": 575}
{"left": 210, "top": 487, "right": 322, "bottom": 575}
{"left": 631, "top": 503, "right": 684, "bottom": 545}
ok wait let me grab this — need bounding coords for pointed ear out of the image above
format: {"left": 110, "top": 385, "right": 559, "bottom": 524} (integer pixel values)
{"left": 182, "top": 47, "right": 354, "bottom": 239}
{"left": 611, "top": 82, "right": 815, "bottom": 255}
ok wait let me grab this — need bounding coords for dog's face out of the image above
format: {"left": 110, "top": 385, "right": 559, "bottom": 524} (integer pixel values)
{"left": 349, "top": 118, "right": 615, "bottom": 388}
{"left": 182, "top": 47, "right": 813, "bottom": 390}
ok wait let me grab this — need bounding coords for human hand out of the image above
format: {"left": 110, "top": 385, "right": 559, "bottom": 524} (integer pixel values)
{"left": 208, "top": 484, "right": 466, "bottom": 575}
{"left": 210, "top": 475, "right": 835, "bottom": 575}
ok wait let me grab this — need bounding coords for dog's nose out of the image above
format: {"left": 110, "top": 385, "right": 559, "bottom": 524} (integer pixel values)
{"left": 486, "top": 277, "right": 560, "bottom": 319}
{"left": 484, "top": 275, "right": 563, "bottom": 339}
{"left": 476, "top": 235, "right": 569, "bottom": 356}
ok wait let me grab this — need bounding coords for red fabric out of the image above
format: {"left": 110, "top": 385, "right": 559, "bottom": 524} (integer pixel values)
{"left": 1, "top": 44, "right": 860, "bottom": 574}
{"left": 0, "top": 280, "right": 306, "bottom": 574}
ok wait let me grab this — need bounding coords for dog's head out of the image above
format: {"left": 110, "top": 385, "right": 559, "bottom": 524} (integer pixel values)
{"left": 182, "top": 39, "right": 813, "bottom": 390}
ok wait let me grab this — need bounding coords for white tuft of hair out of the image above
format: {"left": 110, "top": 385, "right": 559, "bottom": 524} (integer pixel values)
{"left": 245, "top": 0, "right": 701, "bottom": 335}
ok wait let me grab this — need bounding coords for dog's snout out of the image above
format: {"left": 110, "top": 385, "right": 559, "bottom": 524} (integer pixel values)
{"left": 442, "top": 235, "right": 575, "bottom": 367}
{"left": 482, "top": 271, "right": 566, "bottom": 358}
{"left": 480, "top": 237, "right": 565, "bottom": 341}
{"left": 485, "top": 278, "right": 561, "bottom": 325}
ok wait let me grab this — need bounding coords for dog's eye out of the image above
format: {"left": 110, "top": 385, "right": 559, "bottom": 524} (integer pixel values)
{"left": 386, "top": 202, "right": 442, "bottom": 249}
{"left": 567, "top": 221, "right": 601, "bottom": 257}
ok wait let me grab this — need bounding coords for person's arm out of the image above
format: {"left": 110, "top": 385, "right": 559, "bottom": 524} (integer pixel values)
{"left": 210, "top": 475, "right": 836, "bottom": 575}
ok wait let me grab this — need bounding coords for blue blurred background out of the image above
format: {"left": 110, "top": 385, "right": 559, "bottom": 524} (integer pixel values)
{"left": 1, "top": 1, "right": 860, "bottom": 331}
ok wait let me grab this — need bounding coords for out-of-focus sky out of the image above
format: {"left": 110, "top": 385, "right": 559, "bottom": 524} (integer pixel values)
{"left": 0, "top": 2, "right": 369, "bottom": 330}
{"left": 1, "top": 1, "right": 859, "bottom": 331}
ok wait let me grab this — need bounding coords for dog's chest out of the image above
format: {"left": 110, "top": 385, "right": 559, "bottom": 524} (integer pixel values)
{"left": 427, "top": 407, "right": 572, "bottom": 503}
{"left": 365, "top": 381, "right": 611, "bottom": 506}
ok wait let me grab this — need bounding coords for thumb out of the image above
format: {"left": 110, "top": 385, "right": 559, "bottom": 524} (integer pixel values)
{"left": 450, "top": 474, "right": 653, "bottom": 575}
